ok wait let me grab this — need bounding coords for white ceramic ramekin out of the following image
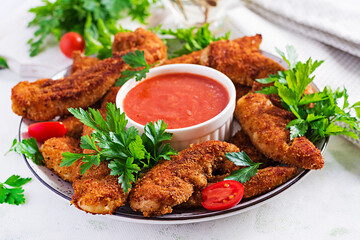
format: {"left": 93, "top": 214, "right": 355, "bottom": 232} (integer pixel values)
{"left": 116, "top": 64, "right": 236, "bottom": 151}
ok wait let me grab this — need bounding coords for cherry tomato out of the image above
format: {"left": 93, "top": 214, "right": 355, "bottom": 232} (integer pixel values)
{"left": 59, "top": 32, "right": 85, "bottom": 58}
{"left": 201, "top": 180, "right": 244, "bottom": 211}
{"left": 28, "top": 122, "right": 67, "bottom": 143}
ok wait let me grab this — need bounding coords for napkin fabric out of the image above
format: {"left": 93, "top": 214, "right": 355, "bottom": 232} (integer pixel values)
{"left": 243, "top": 0, "right": 360, "bottom": 58}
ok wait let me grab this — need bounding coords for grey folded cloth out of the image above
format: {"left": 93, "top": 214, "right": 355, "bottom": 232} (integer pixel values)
{"left": 243, "top": 0, "right": 360, "bottom": 58}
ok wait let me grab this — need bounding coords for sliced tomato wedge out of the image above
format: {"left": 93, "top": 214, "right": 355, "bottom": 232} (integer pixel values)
{"left": 201, "top": 180, "right": 244, "bottom": 211}
{"left": 28, "top": 122, "right": 67, "bottom": 143}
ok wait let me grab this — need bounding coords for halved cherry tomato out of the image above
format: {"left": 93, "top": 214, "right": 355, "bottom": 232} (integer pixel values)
{"left": 28, "top": 122, "right": 67, "bottom": 143}
{"left": 59, "top": 32, "right": 85, "bottom": 58}
{"left": 201, "top": 180, "right": 244, "bottom": 211}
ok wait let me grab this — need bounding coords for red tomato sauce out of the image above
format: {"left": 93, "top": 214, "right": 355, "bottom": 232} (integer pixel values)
{"left": 123, "top": 73, "right": 229, "bottom": 129}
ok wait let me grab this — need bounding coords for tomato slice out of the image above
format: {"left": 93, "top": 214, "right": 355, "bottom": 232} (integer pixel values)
{"left": 59, "top": 32, "right": 85, "bottom": 58}
{"left": 201, "top": 180, "right": 244, "bottom": 211}
{"left": 28, "top": 122, "right": 67, "bottom": 143}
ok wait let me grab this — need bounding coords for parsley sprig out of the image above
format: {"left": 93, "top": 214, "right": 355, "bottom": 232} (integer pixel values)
{"left": 61, "top": 103, "right": 177, "bottom": 193}
{"left": 0, "top": 175, "right": 32, "bottom": 205}
{"left": 153, "top": 23, "right": 231, "bottom": 59}
{"left": 224, "top": 152, "right": 261, "bottom": 183}
{"left": 9, "top": 138, "right": 44, "bottom": 165}
{"left": 27, "top": 0, "right": 156, "bottom": 57}
{"left": 116, "top": 50, "right": 157, "bottom": 86}
{"left": 0, "top": 56, "right": 9, "bottom": 69}
{"left": 257, "top": 46, "right": 360, "bottom": 142}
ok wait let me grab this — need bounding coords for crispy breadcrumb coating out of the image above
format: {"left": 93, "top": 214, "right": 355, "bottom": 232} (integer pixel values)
{"left": 129, "top": 141, "right": 239, "bottom": 217}
{"left": 243, "top": 166, "right": 298, "bottom": 199}
{"left": 229, "top": 130, "right": 275, "bottom": 168}
{"left": 61, "top": 115, "right": 83, "bottom": 139}
{"left": 235, "top": 93, "right": 324, "bottom": 169}
{"left": 11, "top": 28, "right": 167, "bottom": 121}
{"left": 71, "top": 51, "right": 100, "bottom": 74}
{"left": 163, "top": 34, "right": 284, "bottom": 86}
{"left": 40, "top": 137, "right": 81, "bottom": 182}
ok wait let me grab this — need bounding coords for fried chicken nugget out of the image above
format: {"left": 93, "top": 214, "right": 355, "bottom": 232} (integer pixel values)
{"left": 235, "top": 93, "right": 324, "bottom": 169}
{"left": 11, "top": 28, "right": 167, "bottom": 121}
{"left": 129, "top": 141, "right": 239, "bottom": 217}
{"left": 40, "top": 137, "right": 82, "bottom": 182}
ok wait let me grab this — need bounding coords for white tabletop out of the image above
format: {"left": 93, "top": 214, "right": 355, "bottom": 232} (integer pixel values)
{"left": 1, "top": 1, "right": 360, "bottom": 239}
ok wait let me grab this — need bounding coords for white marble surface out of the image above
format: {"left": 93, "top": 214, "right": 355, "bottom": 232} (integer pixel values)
{"left": 1, "top": 1, "right": 360, "bottom": 239}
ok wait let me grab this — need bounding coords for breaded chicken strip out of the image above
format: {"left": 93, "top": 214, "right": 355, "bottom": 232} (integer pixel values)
{"left": 235, "top": 93, "right": 324, "bottom": 169}
{"left": 72, "top": 162, "right": 128, "bottom": 215}
{"left": 164, "top": 49, "right": 205, "bottom": 65}
{"left": 178, "top": 166, "right": 298, "bottom": 208}
{"left": 70, "top": 113, "right": 128, "bottom": 214}
{"left": 129, "top": 141, "right": 239, "bottom": 217}
{"left": 163, "top": 34, "right": 283, "bottom": 86}
{"left": 234, "top": 83, "right": 252, "bottom": 101}
{"left": 243, "top": 166, "right": 298, "bottom": 199}
{"left": 113, "top": 28, "right": 167, "bottom": 64}
{"left": 61, "top": 115, "right": 83, "bottom": 139}
{"left": 100, "top": 86, "right": 120, "bottom": 109}
{"left": 40, "top": 137, "right": 82, "bottom": 182}
{"left": 204, "top": 39, "right": 284, "bottom": 86}
{"left": 229, "top": 130, "right": 275, "bottom": 168}
{"left": 71, "top": 51, "right": 100, "bottom": 74}
{"left": 11, "top": 28, "right": 167, "bottom": 121}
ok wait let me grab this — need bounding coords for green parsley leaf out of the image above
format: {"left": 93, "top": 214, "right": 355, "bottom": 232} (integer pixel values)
{"left": 0, "top": 56, "right": 9, "bottom": 69}
{"left": 142, "top": 120, "right": 177, "bottom": 164}
{"left": 4, "top": 175, "right": 32, "bottom": 188}
{"left": 0, "top": 175, "right": 31, "bottom": 205}
{"left": 60, "top": 152, "right": 88, "bottom": 167}
{"left": 224, "top": 151, "right": 261, "bottom": 183}
{"left": 256, "top": 46, "right": 360, "bottom": 142}
{"left": 117, "top": 50, "right": 157, "bottom": 85}
{"left": 9, "top": 138, "right": 44, "bottom": 165}
{"left": 27, "top": 0, "right": 154, "bottom": 57}
{"left": 108, "top": 157, "right": 141, "bottom": 193}
{"left": 286, "top": 119, "right": 309, "bottom": 140}
{"left": 155, "top": 23, "right": 231, "bottom": 59}
{"left": 61, "top": 103, "right": 177, "bottom": 193}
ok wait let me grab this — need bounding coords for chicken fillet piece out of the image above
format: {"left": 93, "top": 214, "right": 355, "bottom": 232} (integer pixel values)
{"left": 129, "top": 141, "right": 239, "bottom": 217}
{"left": 71, "top": 162, "right": 128, "bottom": 215}
{"left": 178, "top": 166, "right": 298, "bottom": 208}
{"left": 229, "top": 130, "right": 275, "bottom": 168}
{"left": 40, "top": 137, "right": 82, "bottom": 182}
{"left": 243, "top": 166, "right": 298, "bottom": 199}
{"left": 71, "top": 51, "right": 100, "bottom": 74}
{"left": 235, "top": 93, "right": 324, "bottom": 169}
{"left": 11, "top": 28, "right": 166, "bottom": 121}
{"left": 61, "top": 115, "right": 83, "bottom": 139}
{"left": 163, "top": 34, "right": 283, "bottom": 87}
{"left": 70, "top": 111, "right": 128, "bottom": 215}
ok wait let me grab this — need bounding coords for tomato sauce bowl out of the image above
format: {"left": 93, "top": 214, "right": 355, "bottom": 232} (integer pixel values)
{"left": 116, "top": 64, "right": 236, "bottom": 151}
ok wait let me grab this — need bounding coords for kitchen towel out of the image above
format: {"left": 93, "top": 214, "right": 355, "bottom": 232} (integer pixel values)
{"left": 242, "top": 0, "right": 360, "bottom": 58}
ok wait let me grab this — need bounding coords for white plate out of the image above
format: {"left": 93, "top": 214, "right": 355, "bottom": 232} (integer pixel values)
{"left": 19, "top": 51, "right": 329, "bottom": 224}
